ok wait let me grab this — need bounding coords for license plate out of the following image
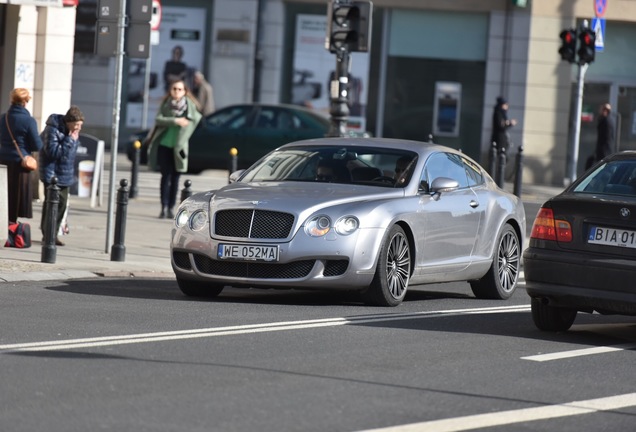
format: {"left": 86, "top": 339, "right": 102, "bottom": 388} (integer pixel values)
{"left": 218, "top": 244, "right": 279, "bottom": 261}
{"left": 588, "top": 226, "right": 636, "bottom": 249}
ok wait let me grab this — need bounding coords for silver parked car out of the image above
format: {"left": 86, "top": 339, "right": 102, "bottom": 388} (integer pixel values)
{"left": 171, "top": 138, "right": 526, "bottom": 306}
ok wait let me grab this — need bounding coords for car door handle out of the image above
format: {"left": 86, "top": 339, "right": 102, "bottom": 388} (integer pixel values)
{"left": 470, "top": 200, "right": 479, "bottom": 208}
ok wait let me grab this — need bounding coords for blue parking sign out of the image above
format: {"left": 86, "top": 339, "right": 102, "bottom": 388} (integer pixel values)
{"left": 592, "top": 18, "right": 605, "bottom": 52}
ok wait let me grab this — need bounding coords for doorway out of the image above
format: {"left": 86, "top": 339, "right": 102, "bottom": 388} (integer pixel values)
{"left": 574, "top": 81, "right": 636, "bottom": 176}
{"left": 616, "top": 85, "right": 636, "bottom": 152}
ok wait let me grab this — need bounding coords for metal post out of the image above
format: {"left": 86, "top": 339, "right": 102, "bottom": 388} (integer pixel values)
{"left": 110, "top": 179, "right": 129, "bottom": 262}
{"left": 327, "top": 49, "right": 350, "bottom": 137}
{"left": 105, "top": 0, "right": 127, "bottom": 253}
{"left": 229, "top": 147, "right": 238, "bottom": 183}
{"left": 180, "top": 179, "right": 192, "bottom": 203}
{"left": 129, "top": 140, "right": 141, "bottom": 198}
{"left": 565, "top": 20, "right": 590, "bottom": 186}
{"left": 489, "top": 142, "right": 497, "bottom": 177}
{"left": 230, "top": 148, "right": 238, "bottom": 173}
{"left": 496, "top": 148, "right": 507, "bottom": 188}
{"left": 41, "top": 178, "right": 60, "bottom": 264}
{"left": 513, "top": 145, "right": 524, "bottom": 198}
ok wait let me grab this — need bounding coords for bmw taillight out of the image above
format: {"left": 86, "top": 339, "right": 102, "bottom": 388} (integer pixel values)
{"left": 530, "top": 208, "right": 572, "bottom": 242}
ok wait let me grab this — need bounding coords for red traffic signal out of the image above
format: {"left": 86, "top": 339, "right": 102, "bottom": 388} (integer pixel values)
{"left": 325, "top": 0, "right": 373, "bottom": 53}
{"left": 578, "top": 28, "right": 596, "bottom": 64}
{"left": 558, "top": 29, "right": 576, "bottom": 63}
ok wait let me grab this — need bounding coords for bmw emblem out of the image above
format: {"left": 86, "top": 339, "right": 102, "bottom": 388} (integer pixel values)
{"left": 620, "top": 208, "right": 631, "bottom": 218}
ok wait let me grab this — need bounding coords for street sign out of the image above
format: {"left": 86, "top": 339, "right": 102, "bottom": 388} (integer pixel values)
{"left": 592, "top": 17, "right": 605, "bottom": 52}
{"left": 595, "top": 0, "right": 607, "bottom": 17}
{"left": 151, "top": 0, "right": 162, "bottom": 31}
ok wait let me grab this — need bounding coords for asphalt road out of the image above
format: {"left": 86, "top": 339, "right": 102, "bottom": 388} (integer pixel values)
{"left": 1, "top": 273, "right": 635, "bottom": 432}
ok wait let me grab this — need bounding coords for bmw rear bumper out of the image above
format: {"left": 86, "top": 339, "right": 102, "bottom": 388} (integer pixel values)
{"left": 523, "top": 247, "right": 636, "bottom": 315}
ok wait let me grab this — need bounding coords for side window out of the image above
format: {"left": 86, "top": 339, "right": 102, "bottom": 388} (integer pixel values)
{"left": 463, "top": 157, "right": 484, "bottom": 186}
{"left": 208, "top": 106, "right": 250, "bottom": 129}
{"left": 423, "top": 152, "right": 469, "bottom": 188}
{"left": 255, "top": 108, "right": 276, "bottom": 128}
{"left": 276, "top": 110, "right": 298, "bottom": 130}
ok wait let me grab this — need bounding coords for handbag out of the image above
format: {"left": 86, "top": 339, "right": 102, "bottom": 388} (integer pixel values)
{"left": 4, "top": 112, "right": 37, "bottom": 171}
{"left": 5, "top": 222, "right": 32, "bottom": 248}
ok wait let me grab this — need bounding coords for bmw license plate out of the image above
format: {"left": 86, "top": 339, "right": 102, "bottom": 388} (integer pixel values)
{"left": 218, "top": 244, "right": 279, "bottom": 261}
{"left": 588, "top": 226, "right": 636, "bottom": 249}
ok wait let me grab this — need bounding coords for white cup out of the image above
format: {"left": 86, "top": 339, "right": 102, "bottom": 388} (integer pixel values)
{"left": 78, "top": 160, "right": 95, "bottom": 198}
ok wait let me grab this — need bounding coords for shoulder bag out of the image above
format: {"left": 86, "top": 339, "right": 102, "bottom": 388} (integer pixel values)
{"left": 4, "top": 113, "right": 37, "bottom": 171}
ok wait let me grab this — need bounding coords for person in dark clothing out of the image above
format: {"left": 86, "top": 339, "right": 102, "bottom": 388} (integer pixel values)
{"left": 0, "top": 88, "right": 43, "bottom": 223}
{"left": 596, "top": 102, "right": 615, "bottom": 161}
{"left": 38, "top": 106, "right": 85, "bottom": 246}
{"left": 491, "top": 96, "right": 517, "bottom": 154}
{"left": 163, "top": 45, "right": 188, "bottom": 93}
{"left": 585, "top": 103, "right": 616, "bottom": 170}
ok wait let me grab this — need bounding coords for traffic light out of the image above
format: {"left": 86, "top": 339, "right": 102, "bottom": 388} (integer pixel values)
{"left": 558, "top": 29, "right": 576, "bottom": 63}
{"left": 126, "top": 0, "right": 152, "bottom": 59}
{"left": 325, "top": 0, "right": 373, "bottom": 53}
{"left": 578, "top": 28, "right": 596, "bottom": 64}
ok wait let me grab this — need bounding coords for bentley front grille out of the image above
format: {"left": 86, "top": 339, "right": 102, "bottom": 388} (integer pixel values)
{"left": 214, "top": 209, "right": 295, "bottom": 239}
{"left": 193, "top": 254, "right": 314, "bottom": 279}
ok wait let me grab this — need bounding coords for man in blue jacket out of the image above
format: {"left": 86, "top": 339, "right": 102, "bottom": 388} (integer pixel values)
{"left": 38, "top": 106, "right": 84, "bottom": 246}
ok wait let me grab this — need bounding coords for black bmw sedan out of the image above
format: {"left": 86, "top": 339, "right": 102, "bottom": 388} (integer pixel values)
{"left": 524, "top": 151, "right": 636, "bottom": 331}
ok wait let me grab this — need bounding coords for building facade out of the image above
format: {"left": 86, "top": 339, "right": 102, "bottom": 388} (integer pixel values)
{"left": 2, "top": 0, "right": 636, "bottom": 186}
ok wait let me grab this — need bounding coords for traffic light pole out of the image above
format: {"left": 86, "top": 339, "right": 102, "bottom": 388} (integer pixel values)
{"left": 566, "top": 62, "right": 588, "bottom": 185}
{"left": 327, "top": 49, "right": 351, "bottom": 137}
{"left": 105, "top": 0, "right": 127, "bottom": 253}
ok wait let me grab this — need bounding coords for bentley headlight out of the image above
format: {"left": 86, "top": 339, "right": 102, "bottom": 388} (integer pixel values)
{"left": 334, "top": 216, "right": 359, "bottom": 235}
{"left": 176, "top": 209, "right": 189, "bottom": 228}
{"left": 305, "top": 215, "right": 332, "bottom": 237}
{"left": 190, "top": 210, "right": 208, "bottom": 231}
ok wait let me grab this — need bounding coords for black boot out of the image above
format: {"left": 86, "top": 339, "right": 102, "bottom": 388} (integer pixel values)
{"left": 159, "top": 207, "right": 167, "bottom": 219}
{"left": 167, "top": 208, "right": 175, "bottom": 219}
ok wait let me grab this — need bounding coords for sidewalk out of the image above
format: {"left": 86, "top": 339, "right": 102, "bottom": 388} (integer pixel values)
{"left": 0, "top": 154, "right": 564, "bottom": 284}
{"left": 0, "top": 154, "right": 229, "bottom": 283}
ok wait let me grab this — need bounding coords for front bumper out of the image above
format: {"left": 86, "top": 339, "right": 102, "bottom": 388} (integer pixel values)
{"left": 170, "top": 226, "right": 387, "bottom": 290}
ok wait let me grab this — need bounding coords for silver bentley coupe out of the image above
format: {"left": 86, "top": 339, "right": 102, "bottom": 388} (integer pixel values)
{"left": 171, "top": 137, "right": 526, "bottom": 306}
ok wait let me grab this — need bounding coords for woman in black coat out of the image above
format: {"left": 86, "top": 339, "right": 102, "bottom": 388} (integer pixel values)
{"left": 0, "top": 88, "right": 43, "bottom": 223}
{"left": 491, "top": 96, "right": 517, "bottom": 154}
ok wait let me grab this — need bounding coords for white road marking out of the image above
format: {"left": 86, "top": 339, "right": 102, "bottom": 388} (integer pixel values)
{"left": 0, "top": 305, "right": 529, "bottom": 352}
{"left": 356, "top": 393, "right": 636, "bottom": 432}
{"left": 521, "top": 342, "right": 636, "bottom": 362}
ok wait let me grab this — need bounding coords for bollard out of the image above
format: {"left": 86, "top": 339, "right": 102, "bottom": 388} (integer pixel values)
{"left": 41, "top": 178, "right": 60, "bottom": 264}
{"left": 129, "top": 139, "right": 141, "bottom": 199}
{"left": 229, "top": 147, "right": 238, "bottom": 183}
{"left": 110, "top": 179, "right": 129, "bottom": 262}
{"left": 513, "top": 145, "right": 524, "bottom": 198}
{"left": 495, "top": 147, "right": 507, "bottom": 188}
{"left": 489, "top": 142, "right": 497, "bottom": 177}
{"left": 428, "top": 134, "right": 434, "bottom": 143}
{"left": 180, "top": 179, "right": 192, "bottom": 203}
